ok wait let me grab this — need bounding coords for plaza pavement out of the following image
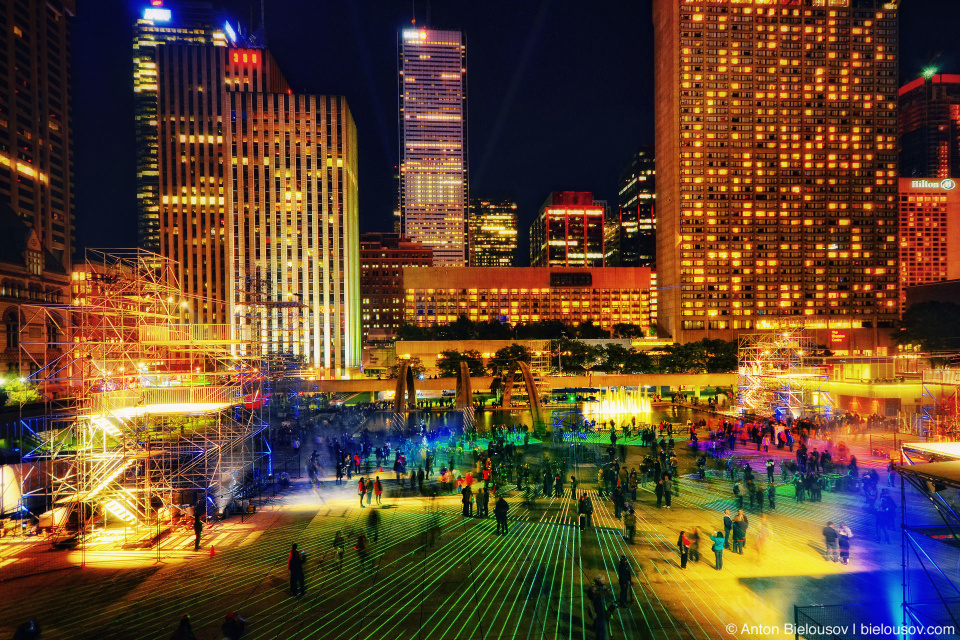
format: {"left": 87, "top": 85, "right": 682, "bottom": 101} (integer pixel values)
{"left": 0, "top": 431, "right": 905, "bottom": 640}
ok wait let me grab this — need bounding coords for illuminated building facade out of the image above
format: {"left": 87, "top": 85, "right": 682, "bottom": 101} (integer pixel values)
{"left": 361, "top": 233, "right": 432, "bottom": 343}
{"left": 398, "top": 28, "right": 468, "bottom": 267}
{"left": 403, "top": 267, "right": 655, "bottom": 333}
{"left": 899, "top": 73, "right": 960, "bottom": 179}
{"left": 530, "top": 192, "right": 606, "bottom": 267}
{"left": 135, "top": 5, "right": 360, "bottom": 375}
{"left": 469, "top": 196, "right": 518, "bottom": 267}
{"left": 0, "top": 0, "right": 75, "bottom": 268}
{"left": 231, "top": 94, "right": 360, "bottom": 376}
{"left": 898, "top": 177, "right": 960, "bottom": 311}
{"left": 613, "top": 146, "right": 656, "bottom": 267}
{"left": 654, "top": 0, "right": 899, "bottom": 352}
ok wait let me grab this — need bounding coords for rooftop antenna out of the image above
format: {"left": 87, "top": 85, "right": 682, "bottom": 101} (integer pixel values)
{"left": 411, "top": 0, "right": 416, "bottom": 25}
{"left": 260, "top": 0, "right": 266, "bottom": 47}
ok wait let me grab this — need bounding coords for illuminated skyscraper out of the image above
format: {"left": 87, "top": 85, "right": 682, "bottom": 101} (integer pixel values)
{"left": 134, "top": 3, "right": 359, "bottom": 375}
{"left": 530, "top": 192, "right": 605, "bottom": 267}
{"left": 654, "top": 0, "right": 899, "bottom": 352}
{"left": 469, "top": 196, "right": 518, "bottom": 267}
{"left": 398, "top": 28, "right": 468, "bottom": 267}
{"left": 899, "top": 73, "right": 960, "bottom": 179}
{"left": 134, "top": 1, "right": 223, "bottom": 254}
{"left": 614, "top": 147, "right": 656, "bottom": 268}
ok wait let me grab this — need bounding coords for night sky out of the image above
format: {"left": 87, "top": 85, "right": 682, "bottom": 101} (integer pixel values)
{"left": 72, "top": 0, "right": 960, "bottom": 264}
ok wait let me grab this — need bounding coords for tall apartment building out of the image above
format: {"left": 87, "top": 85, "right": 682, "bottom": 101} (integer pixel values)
{"left": 469, "top": 196, "right": 518, "bottom": 267}
{"left": 898, "top": 177, "right": 960, "bottom": 311}
{"left": 654, "top": 0, "right": 899, "bottom": 352}
{"left": 899, "top": 73, "right": 960, "bottom": 180}
{"left": 615, "top": 146, "right": 656, "bottom": 267}
{"left": 360, "top": 232, "right": 432, "bottom": 343}
{"left": 530, "top": 192, "right": 605, "bottom": 267}
{"left": 0, "top": 0, "right": 76, "bottom": 377}
{"left": 1, "top": 0, "right": 75, "bottom": 267}
{"left": 398, "top": 28, "right": 468, "bottom": 266}
{"left": 134, "top": 4, "right": 359, "bottom": 375}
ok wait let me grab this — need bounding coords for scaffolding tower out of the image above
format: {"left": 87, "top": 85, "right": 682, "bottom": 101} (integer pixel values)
{"left": 920, "top": 368, "right": 960, "bottom": 439}
{"left": 15, "top": 249, "right": 268, "bottom": 540}
{"left": 737, "top": 321, "right": 832, "bottom": 420}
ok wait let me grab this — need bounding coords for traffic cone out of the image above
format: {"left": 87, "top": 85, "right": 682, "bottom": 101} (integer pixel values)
{"left": 209, "top": 545, "right": 216, "bottom": 557}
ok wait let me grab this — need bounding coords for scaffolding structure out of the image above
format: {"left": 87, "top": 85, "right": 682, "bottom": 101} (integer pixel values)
{"left": 737, "top": 321, "right": 832, "bottom": 420}
{"left": 14, "top": 249, "right": 268, "bottom": 540}
{"left": 920, "top": 368, "right": 960, "bottom": 439}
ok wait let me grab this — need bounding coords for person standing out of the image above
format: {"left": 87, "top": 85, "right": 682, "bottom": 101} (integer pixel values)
{"left": 169, "top": 615, "right": 195, "bottom": 640}
{"left": 462, "top": 484, "right": 473, "bottom": 517}
{"left": 876, "top": 490, "right": 895, "bottom": 543}
{"left": 823, "top": 521, "right": 839, "bottom": 562}
{"left": 193, "top": 503, "right": 204, "bottom": 551}
{"left": 710, "top": 530, "right": 725, "bottom": 570}
{"left": 663, "top": 474, "right": 673, "bottom": 509}
{"left": 628, "top": 469, "right": 638, "bottom": 501}
{"left": 838, "top": 522, "right": 853, "bottom": 564}
{"left": 584, "top": 494, "right": 594, "bottom": 528}
{"left": 723, "top": 509, "right": 733, "bottom": 550}
{"left": 417, "top": 467, "right": 425, "bottom": 494}
{"left": 570, "top": 475, "right": 578, "bottom": 499}
{"left": 288, "top": 543, "right": 305, "bottom": 597}
{"left": 732, "top": 509, "right": 748, "bottom": 554}
{"left": 612, "top": 485, "right": 624, "bottom": 519}
{"left": 478, "top": 486, "right": 489, "bottom": 518}
{"left": 766, "top": 459, "right": 775, "bottom": 484}
{"left": 623, "top": 507, "right": 637, "bottom": 544}
{"left": 374, "top": 476, "right": 383, "bottom": 505}
{"left": 494, "top": 495, "right": 509, "bottom": 534}
{"left": 655, "top": 477, "right": 664, "bottom": 508}
{"left": 358, "top": 477, "right": 366, "bottom": 508}
{"left": 617, "top": 555, "right": 633, "bottom": 606}
{"left": 678, "top": 530, "right": 690, "bottom": 568}
{"left": 767, "top": 483, "right": 776, "bottom": 511}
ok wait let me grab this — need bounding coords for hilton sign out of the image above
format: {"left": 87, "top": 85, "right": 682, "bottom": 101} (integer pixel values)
{"left": 910, "top": 178, "right": 957, "bottom": 191}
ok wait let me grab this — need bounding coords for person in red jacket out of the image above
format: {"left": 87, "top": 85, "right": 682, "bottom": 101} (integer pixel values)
{"left": 358, "top": 477, "right": 366, "bottom": 508}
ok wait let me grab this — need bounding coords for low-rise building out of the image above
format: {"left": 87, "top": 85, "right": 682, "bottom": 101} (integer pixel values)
{"left": 403, "top": 266, "right": 655, "bottom": 334}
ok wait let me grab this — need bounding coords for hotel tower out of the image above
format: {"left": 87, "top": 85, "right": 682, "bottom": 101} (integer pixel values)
{"left": 654, "top": 0, "right": 899, "bottom": 353}
{"left": 398, "top": 28, "right": 468, "bottom": 267}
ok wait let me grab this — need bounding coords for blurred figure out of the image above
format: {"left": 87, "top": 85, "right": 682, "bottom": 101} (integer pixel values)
{"left": 13, "top": 619, "right": 41, "bottom": 640}
{"left": 288, "top": 543, "right": 305, "bottom": 597}
{"left": 168, "top": 615, "right": 193, "bottom": 640}
{"left": 221, "top": 612, "right": 247, "bottom": 640}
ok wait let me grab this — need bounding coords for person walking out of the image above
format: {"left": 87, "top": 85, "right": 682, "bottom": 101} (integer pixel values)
{"left": 623, "top": 506, "right": 637, "bottom": 544}
{"left": 288, "top": 543, "right": 305, "bottom": 597}
{"left": 333, "top": 530, "right": 346, "bottom": 571}
{"left": 710, "top": 530, "right": 725, "bottom": 570}
{"left": 374, "top": 476, "right": 383, "bottom": 505}
{"left": 823, "top": 521, "right": 839, "bottom": 562}
{"left": 617, "top": 555, "right": 633, "bottom": 606}
{"left": 367, "top": 507, "right": 380, "bottom": 543}
{"left": 723, "top": 509, "right": 733, "bottom": 550}
{"left": 678, "top": 530, "right": 690, "bottom": 568}
{"left": 555, "top": 473, "right": 564, "bottom": 498}
{"left": 655, "top": 477, "right": 664, "bottom": 508}
{"left": 767, "top": 483, "right": 776, "bottom": 511}
{"left": 876, "top": 490, "right": 895, "bottom": 543}
{"left": 838, "top": 523, "right": 853, "bottom": 565}
{"left": 688, "top": 526, "right": 701, "bottom": 562}
{"left": 193, "top": 503, "right": 204, "bottom": 551}
{"left": 355, "top": 533, "right": 369, "bottom": 571}
{"left": 494, "top": 495, "right": 509, "bottom": 534}
{"left": 358, "top": 477, "right": 366, "bottom": 508}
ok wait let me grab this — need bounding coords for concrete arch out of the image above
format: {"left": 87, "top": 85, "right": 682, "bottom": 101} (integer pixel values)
{"left": 455, "top": 360, "right": 472, "bottom": 409}
{"left": 393, "top": 360, "right": 418, "bottom": 412}
{"left": 501, "top": 360, "right": 542, "bottom": 415}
